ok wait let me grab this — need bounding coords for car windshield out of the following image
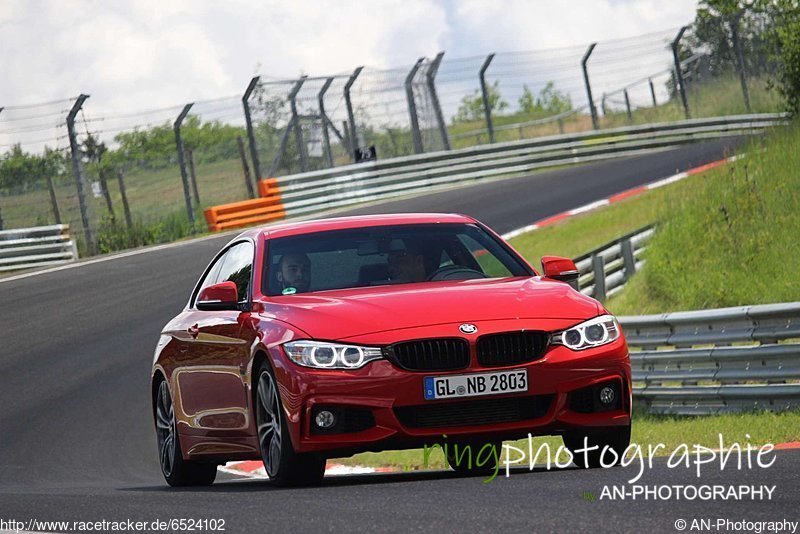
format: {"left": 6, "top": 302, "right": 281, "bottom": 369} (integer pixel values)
{"left": 264, "top": 223, "right": 532, "bottom": 296}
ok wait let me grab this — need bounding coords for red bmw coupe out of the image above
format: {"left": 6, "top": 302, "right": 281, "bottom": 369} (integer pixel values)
{"left": 151, "top": 213, "right": 631, "bottom": 486}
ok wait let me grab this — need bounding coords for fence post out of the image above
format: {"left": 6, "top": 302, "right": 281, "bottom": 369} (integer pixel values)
{"left": 624, "top": 89, "right": 633, "bottom": 123}
{"left": 730, "top": 11, "right": 751, "bottom": 113}
{"left": 318, "top": 77, "right": 335, "bottom": 168}
{"left": 99, "top": 169, "right": 114, "bottom": 217}
{"left": 116, "top": 169, "right": 133, "bottom": 229}
{"left": 0, "top": 207, "right": 3, "bottom": 230}
{"left": 479, "top": 53, "right": 496, "bottom": 144}
{"left": 47, "top": 175, "right": 62, "bottom": 224}
{"left": 267, "top": 122, "right": 295, "bottom": 178}
{"left": 66, "top": 94, "right": 96, "bottom": 254}
{"left": 592, "top": 254, "right": 606, "bottom": 302}
{"left": 342, "top": 120, "right": 352, "bottom": 156}
{"left": 671, "top": 26, "right": 690, "bottom": 119}
{"left": 289, "top": 75, "right": 308, "bottom": 172}
{"left": 173, "top": 103, "right": 195, "bottom": 228}
{"left": 242, "top": 76, "right": 263, "bottom": 182}
{"left": 601, "top": 93, "right": 608, "bottom": 116}
{"left": 581, "top": 43, "right": 598, "bottom": 129}
{"left": 187, "top": 148, "right": 200, "bottom": 205}
{"left": 237, "top": 136, "right": 256, "bottom": 198}
{"left": 405, "top": 58, "right": 425, "bottom": 154}
{"left": 426, "top": 52, "right": 451, "bottom": 151}
{"left": 649, "top": 78, "right": 658, "bottom": 107}
{"left": 344, "top": 66, "right": 363, "bottom": 161}
{"left": 621, "top": 238, "right": 637, "bottom": 281}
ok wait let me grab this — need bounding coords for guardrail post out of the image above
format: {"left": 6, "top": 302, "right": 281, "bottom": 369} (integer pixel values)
{"left": 318, "top": 77, "right": 335, "bottom": 168}
{"left": 671, "top": 26, "right": 691, "bottom": 119}
{"left": 289, "top": 76, "right": 309, "bottom": 172}
{"left": 427, "top": 52, "right": 451, "bottom": 151}
{"left": 66, "top": 94, "right": 96, "bottom": 254}
{"left": 116, "top": 169, "right": 133, "bottom": 229}
{"left": 479, "top": 53, "right": 496, "bottom": 143}
{"left": 592, "top": 254, "right": 606, "bottom": 302}
{"left": 236, "top": 136, "right": 256, "bottom": 198}
{"left": 47, "top": 175, "right": 62, "bottom": 224}
{"left": 344, "top": 67, "right": 363, "bottom": 162}
{"left": 730, "top": 11, "right": 752, "bottom": 113}
{"left": 621, "top": 238, "right": 637, "bottom": 281}
{"left": 624, "top": 89, "right": 633, "bottom": 123}
{"left": 242, "top": 76, "right": 263, "bottom": 182}
{"left": 581, "top": 43, "right": 598, "bottom": 130}
{"left": 173, "top": 103, "right": 195, "bottom": 228}
{"left": 649, "top": 78, "right": 657, "bottom": 107}
{"left": 405, "top": 58, "right": 425, "bottom": 154}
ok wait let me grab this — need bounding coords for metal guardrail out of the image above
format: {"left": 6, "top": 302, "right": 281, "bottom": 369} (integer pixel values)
{"left": 0, "top": 224, "right": 79, "bottom": 272}
{"left": 576, "top": 225, "right": 654, "bottom": 302}
{"left": 620, "top": 303, "right": 800, "bottom": 415}
{"left": 273, "top": 113, "right": 788, "bottom": 218}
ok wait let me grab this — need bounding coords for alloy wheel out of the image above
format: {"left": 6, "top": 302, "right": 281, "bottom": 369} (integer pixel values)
{"left": 156, "top": 381, "right": 176, "bottom": 478}
{"left": 257, "top": 370, "right": 282, "bottom": 477}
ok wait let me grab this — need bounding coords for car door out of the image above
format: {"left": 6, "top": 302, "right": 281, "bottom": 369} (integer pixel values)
{"left": 174, "top": 241, "right": 257, "bottom": 435}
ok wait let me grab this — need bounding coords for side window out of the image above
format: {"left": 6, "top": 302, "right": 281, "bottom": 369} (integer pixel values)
{"left": 194, "top": 250, "right": 228, "bottom": 304}
{"left": 216, "top": 242, "right": 254, "bottom": 302}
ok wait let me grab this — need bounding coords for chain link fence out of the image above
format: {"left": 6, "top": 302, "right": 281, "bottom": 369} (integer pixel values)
{"left": 0, "top": 22, "right": 788, "bottom": 256}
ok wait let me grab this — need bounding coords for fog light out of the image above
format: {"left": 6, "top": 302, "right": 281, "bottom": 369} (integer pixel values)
{"left": 599, "top": 386, "right": 615, "bottom": 405}
{"left": 315, "top": 410, "right": 336, "bottom": 428}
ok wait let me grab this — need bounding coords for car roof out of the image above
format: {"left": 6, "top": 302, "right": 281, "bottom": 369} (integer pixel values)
{"left": 233, "top": 213, "right": 479, "bottom": 241}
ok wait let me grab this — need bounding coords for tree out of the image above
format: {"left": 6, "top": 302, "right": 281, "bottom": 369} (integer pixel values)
{"left": 0, "top": 145, "right": 66, "bottom": 194}
{"left": 518, "top": 82, "right": 573, "bottom": 114}
{"left": 452, "top": 81, "right": 508, "bottom": 123}
{"left": 768, "top": 0, "right": 800, "bottom": 114}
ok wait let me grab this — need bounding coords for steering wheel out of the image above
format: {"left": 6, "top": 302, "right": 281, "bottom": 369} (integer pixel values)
{"left": 426, "top": 265, "right": 488, "bottom": 281}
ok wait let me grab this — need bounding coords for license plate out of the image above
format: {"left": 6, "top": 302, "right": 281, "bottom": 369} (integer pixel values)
{"left": 423, "top": 368, "right": 528, "bottom": 400}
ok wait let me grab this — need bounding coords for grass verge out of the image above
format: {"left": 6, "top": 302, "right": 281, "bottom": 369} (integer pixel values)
{"left": 507, "top": 120, "right": 800, "bottom": 314}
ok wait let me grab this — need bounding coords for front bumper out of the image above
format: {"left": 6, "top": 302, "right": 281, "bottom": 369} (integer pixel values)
{"left": 271, "top": 334, "right": 631, "bottom": 457}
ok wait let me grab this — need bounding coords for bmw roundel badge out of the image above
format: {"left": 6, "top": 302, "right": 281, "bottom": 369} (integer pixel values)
{"left": 459, "top": 323, "right": 478, "bottom": 334}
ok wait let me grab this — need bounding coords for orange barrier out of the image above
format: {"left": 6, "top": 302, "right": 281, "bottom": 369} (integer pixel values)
{"left": 258, "top": 177, "right": 282, "bottom": 199}
{"left": 204, "top": 178, "right": 284, "bottom": 231}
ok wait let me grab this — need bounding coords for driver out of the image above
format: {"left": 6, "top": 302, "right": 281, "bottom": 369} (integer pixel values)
{"left": 387, "top": 240, "right": 427, "bottom": 283}
{"left": 276, "top": 253, "right": 311, "bottom": 293}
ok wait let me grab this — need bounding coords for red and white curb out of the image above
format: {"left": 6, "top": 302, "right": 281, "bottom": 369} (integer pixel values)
{"left": 219, "top": 460, "right": 395, "bottom": 479}
{"left": 500, "top": 155, "right": 741, "bottom": 241}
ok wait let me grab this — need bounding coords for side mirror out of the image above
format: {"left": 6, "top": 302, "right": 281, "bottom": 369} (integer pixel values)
{"left": 197, "top": 281, "right": 240, "bottom": 311}
{"left": 541, "top": 256, "right": 580, "bottom": 290}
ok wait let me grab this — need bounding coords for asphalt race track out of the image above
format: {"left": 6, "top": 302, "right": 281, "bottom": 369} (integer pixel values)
{"left": 5, "top": 138, "right": 797, "bottom": 532}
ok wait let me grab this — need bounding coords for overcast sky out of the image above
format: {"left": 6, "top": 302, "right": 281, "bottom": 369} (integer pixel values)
{"left": 0, "top": 0, "right": 699, "bottom": 150}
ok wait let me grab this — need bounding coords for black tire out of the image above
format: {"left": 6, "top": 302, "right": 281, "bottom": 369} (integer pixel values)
{"left": 562, "top": 424, "right": 631, "bottom": 469}
{"left": 445, "top": 440, "right": 502, "bottom": 474}
{"left": 154, "top": 379, "right": 217, "bottom": 487}
{"left": 255, "top": 360, "right": 326, "bottom": 487}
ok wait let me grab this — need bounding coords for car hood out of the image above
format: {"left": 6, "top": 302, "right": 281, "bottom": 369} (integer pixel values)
{"left": 262, "top": 277, "right": 600, "bottom": 341}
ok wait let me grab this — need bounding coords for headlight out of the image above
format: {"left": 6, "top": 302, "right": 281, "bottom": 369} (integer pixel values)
{"left": 283, "top": 341, "right": 383, "bottom": 369}
{"left": 551, "top": 314, "right": 620, "bottom": 351}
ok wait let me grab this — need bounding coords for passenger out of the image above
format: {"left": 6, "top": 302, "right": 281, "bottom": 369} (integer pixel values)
{"left": 387, "top": 242, "right": 427, "bottom": 283}
{"left": 276, "top": 253, "right": 311, "bottom": 293}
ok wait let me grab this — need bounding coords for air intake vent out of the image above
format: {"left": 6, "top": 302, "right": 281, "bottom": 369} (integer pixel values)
{"left": 394, "top": 395, "right": 554, "bottom": 428}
